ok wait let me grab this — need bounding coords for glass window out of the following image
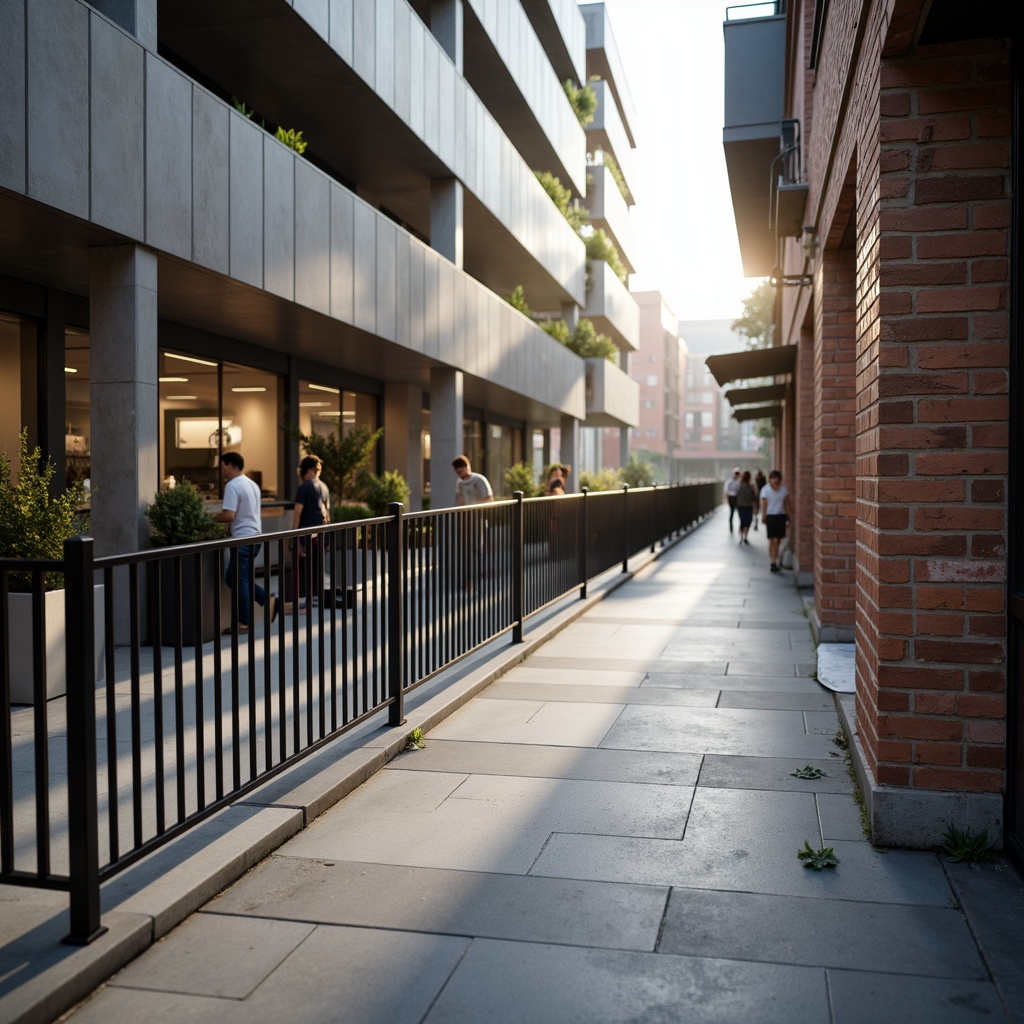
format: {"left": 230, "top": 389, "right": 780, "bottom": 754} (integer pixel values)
{"left": 64, "top": 328, "right": 91, "bottom": 489}
{"left": 0, "top": 314, "right": 27, "bottom": 481}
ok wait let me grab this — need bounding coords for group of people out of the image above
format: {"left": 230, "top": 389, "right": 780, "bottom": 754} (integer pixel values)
{"left": 724, "top": 466, "right": 792, "bottom": 574}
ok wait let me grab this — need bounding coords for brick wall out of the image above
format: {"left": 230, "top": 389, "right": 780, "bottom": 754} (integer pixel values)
{"left": 814, "top": 246, "right": 858, "bottom": 634}
{"left": 855, "top": 39, "right": 1011, "bottom": 793}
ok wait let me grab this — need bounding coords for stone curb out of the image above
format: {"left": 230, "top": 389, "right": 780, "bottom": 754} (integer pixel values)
{"left": 2, "top": 522, "right": 704, "bottom": 1024}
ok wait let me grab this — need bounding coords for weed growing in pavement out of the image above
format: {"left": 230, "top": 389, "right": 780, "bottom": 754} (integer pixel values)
{"left": 941, "top": 824, "right": 996, "bottom": 864}
{"left": 833, "top": 729, "right": 849, "bottom": 751}
{"left": 791, "top": 765, "right": 826, "bottom": 779}
{"left": 404, "top": 727, "right": 426, "bottom": 751}
{"left": 798, "top": 841, "right": 839, "bottom": 870}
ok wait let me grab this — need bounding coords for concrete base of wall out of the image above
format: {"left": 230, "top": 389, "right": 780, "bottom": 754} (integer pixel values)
{"left": 811, "top": 611, "right": 855, "bottom": 644}
{"left": 835, "top": 694, "right": 1004, "bottom": 850}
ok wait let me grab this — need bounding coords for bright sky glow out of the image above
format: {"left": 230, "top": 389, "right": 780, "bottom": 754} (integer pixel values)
{"left": 601, "top": 0, "right": 765, "bottom": 321}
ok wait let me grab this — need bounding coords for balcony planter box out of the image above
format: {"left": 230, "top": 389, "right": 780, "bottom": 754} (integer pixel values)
{"left": 148, "top": 550, "right": 232, "bottom": 647}
{"left": 7, "top": 585, "right": 106, "bottom": 704}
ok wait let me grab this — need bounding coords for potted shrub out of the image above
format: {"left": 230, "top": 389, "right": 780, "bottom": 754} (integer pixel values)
{"left": 0, "top": 429, "right": 103, "bottom": 704}
{"left": 145, "top": 482, "right": 228, "bottom": 646}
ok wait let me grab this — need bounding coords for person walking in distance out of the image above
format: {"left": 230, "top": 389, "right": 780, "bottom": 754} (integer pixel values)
{"left": 215, "top": 451, "right": 279, "bottom": 633}
{"left": 289, "top": 455, "right": 330, "bottom": 612}
{"left": 735, "top": 470, "right": 757, "bottom": 546}
{"left": 753, "top": 469, "right": 767, "bottom": 531}
{"left": 760, "top": 469, "right": 792, "bottom": 573}
{"left": 452, "top": 455, "right": 493, "bottom": 506}
{"left": 724, "top": 468, "right": 742, "bottom": 533}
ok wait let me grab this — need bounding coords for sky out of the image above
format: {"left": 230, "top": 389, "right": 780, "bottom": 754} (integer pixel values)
{"left": 599, "top": 0, "right": 761, "bottom": 322}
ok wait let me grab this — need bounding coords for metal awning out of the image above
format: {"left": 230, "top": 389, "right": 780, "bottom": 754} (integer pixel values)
{"left": 723, "top": 383, "right": 787, "bottom": 406}
{"left": 732, "top": 403, "right": 783, "bottom": 422}
{"left": 705, "top": 345, "right": 798, "bottom": 387}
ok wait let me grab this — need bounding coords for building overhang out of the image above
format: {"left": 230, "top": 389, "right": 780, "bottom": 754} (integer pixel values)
{"left": 724, "top": 382, "right": 787, "bottom": 406}
{"left": 705, "top": 345, "right": 798, "bottom": 387}
{"left": 731, "top": 402, "right": 783, "bottom": 422}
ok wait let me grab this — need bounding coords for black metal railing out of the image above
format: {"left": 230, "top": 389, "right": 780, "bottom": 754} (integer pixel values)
{"left": 1, "top": 481, "right": 718, "bottom": 944}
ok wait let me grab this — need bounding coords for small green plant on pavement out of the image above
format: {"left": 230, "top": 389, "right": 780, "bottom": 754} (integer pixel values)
{"left": 941, "top": 824, "right": 995, "bottom": 864}
{"left": 798, "top": 841, "right": 839, "bottom": 870}
{"left": 404, "top": 727, "right": 426, "bottom": 751}
{"left": 790, "top": 765, "right": 826, "bottom": 780}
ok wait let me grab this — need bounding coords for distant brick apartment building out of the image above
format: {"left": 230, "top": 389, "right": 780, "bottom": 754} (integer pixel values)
{"left": 720, "top": 0, "right": 1019, "bottom": 862}
{"left": 602, "top": 306, "right": 762, "bottom": 481}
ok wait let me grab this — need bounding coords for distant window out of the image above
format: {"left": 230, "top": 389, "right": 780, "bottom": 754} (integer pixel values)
{"left": 702, "top": 411, "right": 713, "bottom": 427}
{"left": 647, "top": 428, "right": 657, "bottom": 437}
{"left": 644, "top": 399, "right": 656, "bottom": 409}
{"left": 646, "top": 374, "right": 658, "bottom": 386}
{"left": 701, "top": 433, "right": 714, "bottom": 442}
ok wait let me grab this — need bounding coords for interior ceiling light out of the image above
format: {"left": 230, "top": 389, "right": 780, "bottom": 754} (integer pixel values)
{"left": 165, "top": 352, "right": 218, "bottom": 367}
{"left": 300, "top": 401, "right": 332, "bottom": 407}
{"left": 231, "top": 386, "right": 267, "bottom": 392}
{"left": 159, "top": 376, "right": 188, "bottom": 383}
{"left": 166, "top": 395, "right": 197, "bottom": 400}
{"left": 64, "top": 367, "right": 77, "bottom": 373}
{"left": 307, "top": 383, "right": 341, "bottom": 393}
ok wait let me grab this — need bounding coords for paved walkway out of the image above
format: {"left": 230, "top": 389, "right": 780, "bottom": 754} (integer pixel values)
{"left": 26, "top": 510, "right": 1024, "bottom": 1022}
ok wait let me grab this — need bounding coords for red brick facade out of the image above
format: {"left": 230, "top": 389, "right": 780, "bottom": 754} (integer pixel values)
{"left": 774, "top": 0, "right": 1012, "bottom": 831}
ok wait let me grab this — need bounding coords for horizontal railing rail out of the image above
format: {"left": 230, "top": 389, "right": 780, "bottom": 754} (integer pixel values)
{"left": 1, "top": 481, "right": 718, "bottom": 943}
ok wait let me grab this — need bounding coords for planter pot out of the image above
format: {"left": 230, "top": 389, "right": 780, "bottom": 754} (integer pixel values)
{"left": 148, "top": 549, "right": 232, "bottom": 647}
{"left": 6, "top": 584, "right": 107, "bottom": 704}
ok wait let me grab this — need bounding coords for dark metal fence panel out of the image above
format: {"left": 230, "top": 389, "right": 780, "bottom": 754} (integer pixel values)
{"left": 1, "top": 482, "right": 718, "bottom": 937}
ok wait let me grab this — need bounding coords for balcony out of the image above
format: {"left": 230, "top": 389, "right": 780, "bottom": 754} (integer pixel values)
{"left": 585, "top": 163, "right": 636, "bottom": 273}
{"left": 520, "top": 0, "right": 587, "bottom": 85}
{"left": 722, "top": 4, "right": 786, "bottom": 276}
{"left": 585, "top": 79, "right": 637, "bottom": 204}
{"left": 582, "top": 260, "right": 640, "bottom": 352}
{"left": 579, "top": 2, "right": 638, "bottom": 147}
{"left": 584, "top": 357, "right": 639, "bottom": 427}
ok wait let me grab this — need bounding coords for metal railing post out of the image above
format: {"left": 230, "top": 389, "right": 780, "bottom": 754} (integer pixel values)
{"left": 579, "top": 487, "right": 588, "bottom": 599}
{"left": 63, "top": 536, "right": 106, "bottom": 945}
{"left": 651, "top": 483, "right": 658, "bottom": 552}
{"left": 387, "top": 503, "right": 406, "bottom": 727}
{"left": 621, "top": 483, "right": 630, "bottom": 573}
{"left": 512, "top": 491, "right": 525, "bottom": 643}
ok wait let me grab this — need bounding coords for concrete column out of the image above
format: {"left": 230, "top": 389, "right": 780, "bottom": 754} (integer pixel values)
{"left": 89, "top": 245, "right": 159, "bottom": 556}
{"left": 430, "top": 178, "right": 464, "bottom": 268}
{"left": 88, "top": 0, "right": 157, "bottom": 50}
{"left": 559, "top": 414, "right": 579, "bottom": 491}
{"left": 561, "top": 302, "right": 580, "bottom": 332}
{"left": 619, "top": 427, "right": 630, "bottom": 469}
{"left": 430, "top": 0, "right": 464, "bottom": 72}
{"left": 541, "top": 429, "right": 552, "bottom": 470}
{"left": 383, "top": 381, "right": 424, "bottom": 511}
{"left": 429, "top": 368, "right": 463, "bottom": 510}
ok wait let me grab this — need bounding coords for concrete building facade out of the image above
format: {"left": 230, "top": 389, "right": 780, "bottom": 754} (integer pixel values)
{"left": 0, "top": 0, "right": 639, "bottom": 550}
{"left": 720, "top": 0, "right": 1019, "bottom": 862}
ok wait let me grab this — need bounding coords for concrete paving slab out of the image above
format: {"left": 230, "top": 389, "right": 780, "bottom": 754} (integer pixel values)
{"left": 827, "top": 968, "right": 1006, "bottom": 1023}
{"left": 481, "top": 681, "right": 720, "bottom": 707}
{"left": 659, "top": 888, "right": 984, "bottom": 977}
{"left": 528, "top": 655, "right": 730, "bottom": 674}
{"left": 716, "top": 690, "right": 836, "bottom": 711}
{"left": 423, "top": 938, "right": 830, "bottom": 1024}
{"left": 600, "top": 705, "right": 838, "bottom": 758}
{"left": 65, "top": 925, "right": 470, "bottom": 1024}
{"left": 111, "top": 913, "right": 315, "bottom": 998}
{"left": 387, "top": 739, "right": 703, "bottom": 786}
{"left": 817, "top": 792, "right": 868, "bottom": 842}
{"left": 697, "top": 754, "right": 853, "bottom": 794}
{"left": 804, "top": 710, "right": 841, "bottom": 734}
{"left": 209, "top": 857, "right": 669, "bottom": 951}
{"left": 727, "top": 660, "right": 817, "bottom": 676}
{"left": 644, "top": 673, "right": 825, "bottom": 693}
{"left": 427, "top": 697, "right": 624, "bottom": 746}
{"left": 532, "top": 791, "right": 956, "bottom": 906}
{"left": 502, "top": 665, "right": 647, "bottom": 686}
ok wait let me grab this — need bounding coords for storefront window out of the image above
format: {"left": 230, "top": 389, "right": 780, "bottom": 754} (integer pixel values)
{"left": 64, "top": 328, "right": 90, "bottom": 489}
{"left": 0, "top": 314, "right": 27, "bottom": 480}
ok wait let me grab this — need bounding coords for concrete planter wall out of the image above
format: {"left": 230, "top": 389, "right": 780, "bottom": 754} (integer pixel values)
{"left": 6, "top": 584, "right": 106, "bottom": 704}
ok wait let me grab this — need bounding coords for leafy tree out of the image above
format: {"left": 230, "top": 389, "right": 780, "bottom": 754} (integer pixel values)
{"left": 732, "top": 280, "right": 776, "bottom": 349}
{"left": 619, "top": 452, "right": 655, "bottom": 489}
{"left": 0, "top": 429, "right": 88, "bottom": 591}
{"left": 286, "top": 424, "right": 384, "bottom": 504}
{"left": 504, "top": 462, "right": 543, "bottom": 498}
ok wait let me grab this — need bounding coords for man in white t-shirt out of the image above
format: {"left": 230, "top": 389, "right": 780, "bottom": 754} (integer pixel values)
{"left": 759, "top": 469, "right": 793, "bottom": 574}
{"left": 452, "top": 455, "right": 493, "bottom": 506}
{"left": 724, "top": 468, "right": 742, "bottom": 533}
{"left": 214, "top": 451, "right": 278, "bottom": 632}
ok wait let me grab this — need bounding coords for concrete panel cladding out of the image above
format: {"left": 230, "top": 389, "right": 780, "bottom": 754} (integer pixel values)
{"left": 229, "top": 111, "right": 265, "bottom": 289}
{"left": 192, "top": 87, "right": 231, "bottom": 274}
{"left": 0, "top": 0, "right": 26, "bottom": 192}
{"left": 27, "top": 0, "right": 90, "bottom": 218}
{"left": 295, "top": 159, "right": 331, "bottom": 316}
{"left": 90, "top": 14, "right": 145, "bottom": 238}
{"left": 263, "top": 134, "right": 296, "bottom": 301}
{"left": 145, "top": 56, "right": 193, "bottom": 260}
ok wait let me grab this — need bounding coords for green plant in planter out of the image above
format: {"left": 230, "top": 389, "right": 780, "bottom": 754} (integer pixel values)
{"left": 0, "top": 428, "right": 88, "bottom": 591}
{"left": 361, "top": 470, "right": 411, "bottom": 517}
{"left": 145, "top": 482, "right": 224, "bottom": 546}
{"left": 563, "top": 79, "right": 597, "bottom": 127}
{"left": 620, "top": 452, "right": 655, "bottom": 489}
{"left": 584, "top": 228, "right": 628, "bottom": 284}
{"left": 504, "top": 462, "right": 543, "bottom": 498}
{"left": 285, "top": 424, "right": 384, "bottom": 505}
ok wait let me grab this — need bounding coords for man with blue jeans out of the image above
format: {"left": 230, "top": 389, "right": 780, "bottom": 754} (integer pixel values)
{"left": 215, "top": 452, "right": 278, "bottom": 633}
